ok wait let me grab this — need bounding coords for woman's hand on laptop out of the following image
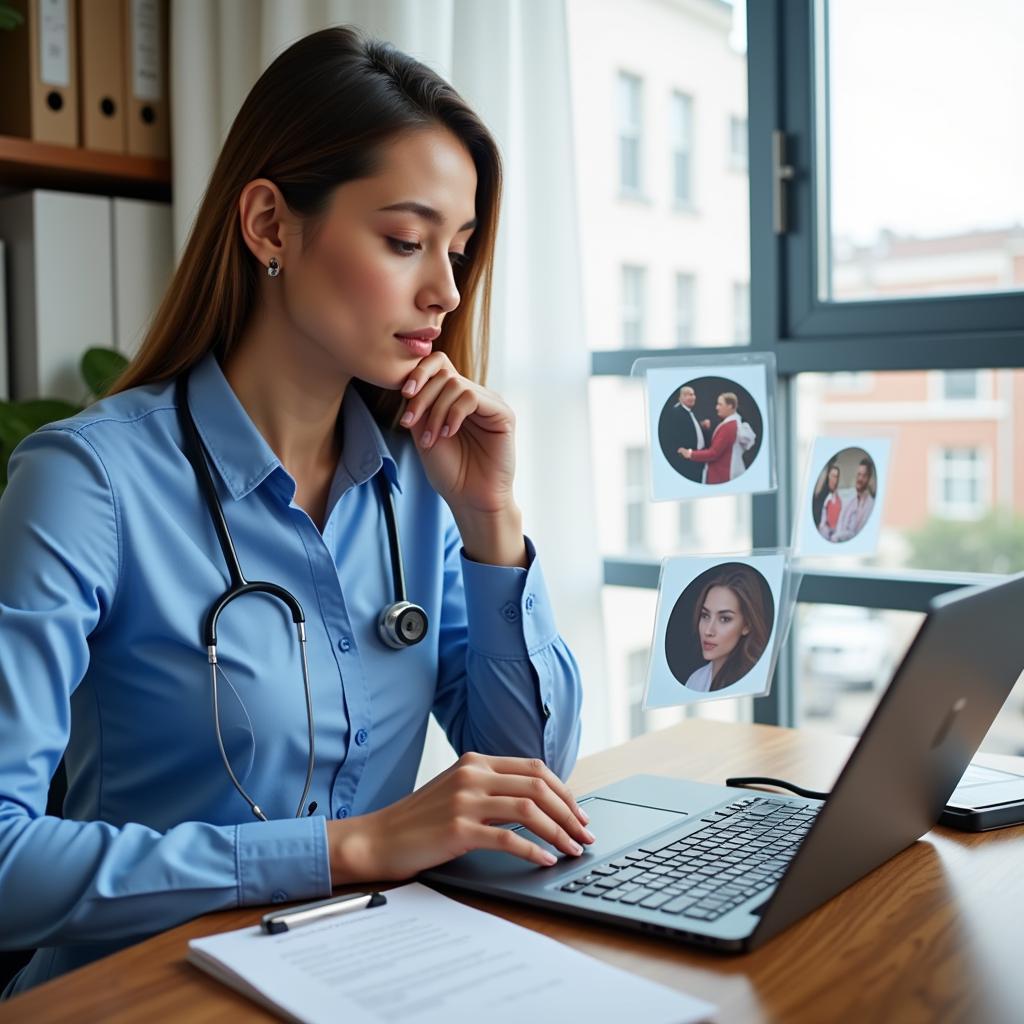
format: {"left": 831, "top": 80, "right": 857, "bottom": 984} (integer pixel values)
{"left": 326, "top": 752, "right": 595, "bottom": 884}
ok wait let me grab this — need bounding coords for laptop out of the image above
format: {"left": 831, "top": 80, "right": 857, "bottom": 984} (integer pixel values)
{"left": 423, "top": 571, "right": 1024, "bottom": 952}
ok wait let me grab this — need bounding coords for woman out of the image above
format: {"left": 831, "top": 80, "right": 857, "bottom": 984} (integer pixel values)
{"left": 684, "top": 566, "right": 770, "bottom": 693}
{"left": 0, "top": 28, "right": 588, "bottom": 997}
{"left": 815, "top": 463, "right": 843, "bottom": 541}
{"left": 677, "top": 392, "right": 746, "bottom": 484}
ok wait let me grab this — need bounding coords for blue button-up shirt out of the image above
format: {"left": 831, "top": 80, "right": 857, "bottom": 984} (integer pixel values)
{"left": 0, "top": 354, "right": 582, "bottom": 995}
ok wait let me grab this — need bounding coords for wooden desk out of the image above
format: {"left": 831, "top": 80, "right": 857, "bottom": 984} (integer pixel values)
{"left": 3, "top": 720, "right": 1022, "bottom": 1023}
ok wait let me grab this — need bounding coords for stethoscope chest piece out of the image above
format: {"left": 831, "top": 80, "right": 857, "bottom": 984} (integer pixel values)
{"left": 378, "top": 600, "right": 429, "bottom": 648}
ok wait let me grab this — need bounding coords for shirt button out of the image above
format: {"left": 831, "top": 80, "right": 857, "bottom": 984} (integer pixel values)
{"left": 542, "top": 701, "right": 552, "bottom": 719}
{"left": 337, "top": 806, "right": 350, "bottom": 819}
{"left": 501, "top": 601, "right": 519, "bottom": 623}
{"left": 338, "top": 636, "right": 352, "bottom": 652}
{"left": 271, "top": 890, "right": 288, "bottom": 903}
{"left": 525, "top": 593, "right": 536, "bottom": 613}
{"left": 355, "top": 728, "right": 368, "bottom": 746}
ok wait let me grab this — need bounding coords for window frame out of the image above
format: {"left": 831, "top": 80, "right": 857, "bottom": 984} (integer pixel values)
{"left": 617, "top": 70, "right": 645, "bottom": 197}
{"left": 670, "top": 89, "right": 695, "bottom": 207}
{"left": 591, "top": 0, "right": 1024, "bottom": 729}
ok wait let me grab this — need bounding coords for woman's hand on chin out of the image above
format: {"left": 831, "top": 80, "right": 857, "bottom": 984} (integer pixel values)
{"left": 398, "top": 353, "right": 526, "bottom": 566}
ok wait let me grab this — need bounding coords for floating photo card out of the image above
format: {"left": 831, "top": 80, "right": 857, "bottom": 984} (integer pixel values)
{"left": 634, "top": 354, "right": 777, "bottom": 502}
{"left": 644, "top": 552, "right": 788, "bottom": 709}
{"left": 795, "top": 438, "right": 892, "bottom": 558}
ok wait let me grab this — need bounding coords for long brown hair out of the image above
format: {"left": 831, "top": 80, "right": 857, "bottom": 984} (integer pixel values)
{"left": 109, "top": 26, "right": 502, "bottom": 426}
{"left": 692, "top": 565, "right": 772, "bottom": 690}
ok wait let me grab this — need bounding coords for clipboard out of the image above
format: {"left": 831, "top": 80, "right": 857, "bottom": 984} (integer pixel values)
{"left": 940, "top": 755, "right": 1024, "bottom": 832}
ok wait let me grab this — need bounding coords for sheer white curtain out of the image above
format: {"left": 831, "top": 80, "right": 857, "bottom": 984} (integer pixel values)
{"left": 169, "top": 0, "right": 610, "bottom": 776}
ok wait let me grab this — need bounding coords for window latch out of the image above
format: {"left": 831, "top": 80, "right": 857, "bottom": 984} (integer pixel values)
{"left": 772, "top": 130, "right": 796, "bottom": 235}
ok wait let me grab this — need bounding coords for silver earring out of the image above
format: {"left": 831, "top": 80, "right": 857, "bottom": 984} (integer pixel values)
{"left": 267, "top": 257, "right": 281, "bottom": 278}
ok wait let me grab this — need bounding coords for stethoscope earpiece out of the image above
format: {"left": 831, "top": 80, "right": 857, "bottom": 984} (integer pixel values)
{"left": 378, "top": 601, "right": 429, "bottom": 649}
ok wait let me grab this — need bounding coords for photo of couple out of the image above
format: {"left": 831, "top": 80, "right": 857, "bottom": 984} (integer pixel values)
{"left": 812, "top": 448, "right": 877, "bottom": 544}
{"left": 657, "top": 376, "right": 763, "bottom": 486}
{"left": 664, "top": 562, "right": 775, "bottom": 694}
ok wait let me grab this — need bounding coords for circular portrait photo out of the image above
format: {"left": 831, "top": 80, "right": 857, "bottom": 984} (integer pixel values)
{"left": 664, "top": 562, "right": 775, "bottom": 693}
{"left": 656, "top": 376, "right": 764, "bottom": 486}
{"left": 811, "top": 447, "right": 878, "bottom": 544}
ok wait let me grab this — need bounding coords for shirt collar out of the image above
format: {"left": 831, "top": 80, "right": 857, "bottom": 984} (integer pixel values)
{"left": 185, "top": 353, "right": 400, "bottom": 502}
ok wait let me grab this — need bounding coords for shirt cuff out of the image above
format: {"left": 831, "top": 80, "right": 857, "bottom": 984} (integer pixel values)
{"left": 461, "top": 536, "right": 558, "bottom": 659}
{"left": 235, "top": 816, "right": 332, "bottom": 907}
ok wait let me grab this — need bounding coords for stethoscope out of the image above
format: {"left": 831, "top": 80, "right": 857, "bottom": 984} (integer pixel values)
{"left": 175, "top": 372, "right": 428, "bottom": 821}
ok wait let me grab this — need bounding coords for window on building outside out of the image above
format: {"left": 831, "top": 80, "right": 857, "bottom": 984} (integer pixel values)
{"left": 932, "top": 447, "right": 988, "bottom": 521}
{"left": 941, "top": 369, "right": 982, "bottom": 401}
{"left": 621, "top": 265, "right": 646, "bottom": 345}
{"left": 671, "top": 90, "right": 694, "bottom": 206}
{"left": 627, "top": 647, "right": 651, "bottom": 738}
{"left": 625, "top": 445, "right": 647, "bottom": 550}
{"left": 732, "top": 281, "right": 750, "bottom": 343}
{"left": 729, "top": 114, "right": 748, "bottom": 171}
{"left": 617, "top": 71, "right": 644, "bottom": 196}
{"left": 675, "top": 272, "right": 696, "bottom": 345}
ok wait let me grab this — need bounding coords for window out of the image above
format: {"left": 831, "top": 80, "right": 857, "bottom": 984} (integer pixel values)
{"left": 674, "top": 272, "right": 696, "bottom": 345}
{"left": 677, "top": 502, "right": 696, "bottom": 544}
{"left": 932, "top": 447, "right": 988, "bottom": 521}
{"left": 732, "top": 281, "right": 750, "bottom": 343}
{"left": 617, "top": 72, "right": 643, "bottom": 196}
{"left": 625, "top": 446, "right": 647, "bottom": 550}
{"left": 729, "top": 115, "right": 748, "bottom": 171}
{"left": 571, "top": 0, "right": 750, "bottom": 742}
{"left": 621, "top": 265, "right": 646, "bottom": 345}
{"left": 940, "top": 369, "right": 982, "bottom": 402}
{"left": 670, "top": 91, "right": 694, "bottom": 206}
{"left": 626, "top": 648, "right": 651, "bottom": 738}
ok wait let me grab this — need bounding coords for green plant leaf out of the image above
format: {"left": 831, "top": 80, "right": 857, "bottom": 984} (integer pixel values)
{"left": 82, "top": 348, "right": 129, "bottom": 400}
{"left": 0, "top": 5, "right": 26, "bottom": 30}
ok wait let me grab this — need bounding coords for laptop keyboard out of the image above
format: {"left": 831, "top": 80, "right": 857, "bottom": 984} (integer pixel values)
{"left": 558, "top": 795, "right": 820, "bottom": 922}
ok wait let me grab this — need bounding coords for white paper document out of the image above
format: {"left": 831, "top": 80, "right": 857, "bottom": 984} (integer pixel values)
{"left": 187, "top": 883, "right": 716, "bottom": 1024}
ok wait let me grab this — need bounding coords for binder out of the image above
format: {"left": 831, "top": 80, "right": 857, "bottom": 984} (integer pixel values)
{"left": 77, "top": 0, "right": 126, "bottom": 152}
{"left": 111, "top": 197, "right": 173, "bottom": 355}
{"left": 0, "top": 190, "right": 113, "bottom": 402}
{"left": 122, "top": 0, "right": 169, "bottom": 159}
{"left": 0, "top": 0, "right": 80, "bottom": 146}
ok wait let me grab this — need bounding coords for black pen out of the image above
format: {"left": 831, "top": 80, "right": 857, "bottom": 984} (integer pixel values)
{"left": 260, "top": 891, "right": 387, "bottom": 934}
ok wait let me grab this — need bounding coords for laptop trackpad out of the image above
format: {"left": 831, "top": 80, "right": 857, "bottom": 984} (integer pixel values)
{"left": 517, "top": 797, "right": 684, "bottom": 859}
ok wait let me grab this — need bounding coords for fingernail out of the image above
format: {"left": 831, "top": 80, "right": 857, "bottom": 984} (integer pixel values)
{"left": 402, "top": 380, "right": 417, "bottom": 396}
{"left": 541, "top": 851, "right": 557, "bottom": 865}
{"left": 570, "top": 841, "right": 583, "bottom": 855}
{"left": 440, "top": 424, "right": 450, "bottom": 438}
{"left": 421, "top": 430, "right": 432, "bottom": 447}
{"left": 400, "top": 411, "right": 414, "bottom": 426}
{"left": 582, "top": 829, "right": 596, "bottom": 844}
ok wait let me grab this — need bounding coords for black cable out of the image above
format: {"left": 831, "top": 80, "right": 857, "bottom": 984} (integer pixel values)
{"left": 725, "top": 775, "right": 830, "bottom": 801}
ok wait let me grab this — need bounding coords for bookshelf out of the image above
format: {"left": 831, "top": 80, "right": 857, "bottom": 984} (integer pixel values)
{"left": 0, "top": 134, "right": 171, "bottom": 201}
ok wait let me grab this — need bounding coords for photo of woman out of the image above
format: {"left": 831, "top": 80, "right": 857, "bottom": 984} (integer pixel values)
{"left": 664, "top": 562, "right": 774, "bottom": 693}
{"left": 657, "top": 375, "right": 763, "bottom": 486}
{"left": 812, "top": 447, "right": 877, "bottom": 543}
{"left": 814, "top": 462, "right": 843, "bottom": 540}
